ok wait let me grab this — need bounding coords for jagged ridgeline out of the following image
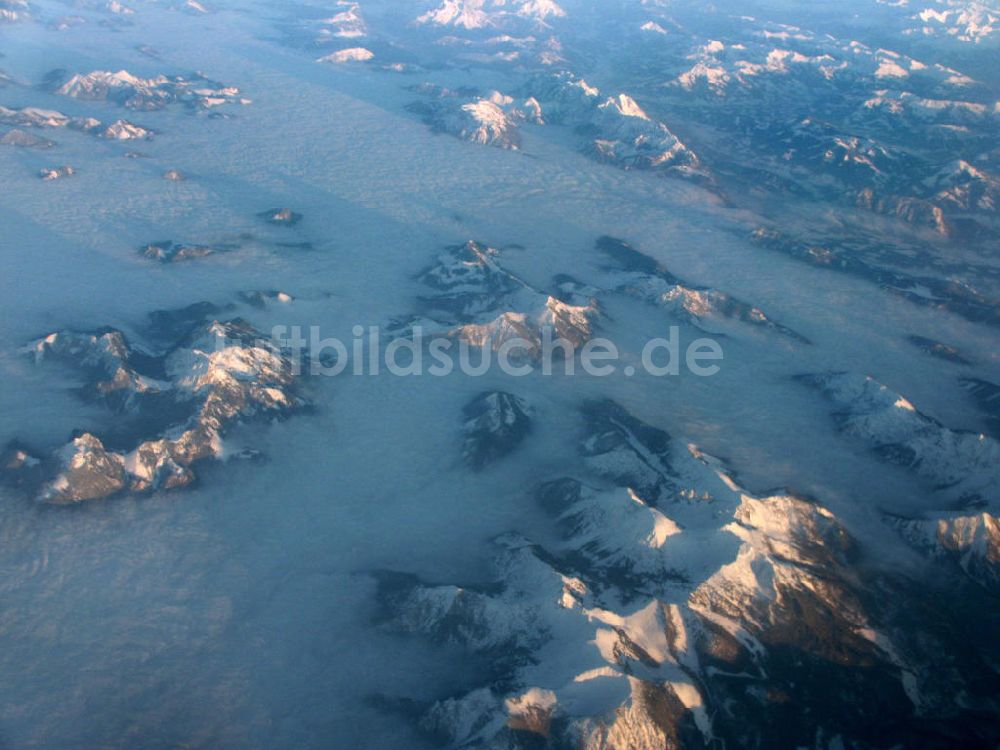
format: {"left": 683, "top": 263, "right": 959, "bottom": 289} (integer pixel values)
{"left": 2, "top": 0, "right": 999, "bottom": 745}
{"left": 390, "top": 239, "right": 598, "bottom": 357}
{"left": 375, "top": 399, "right": 1000, "bottom": 749}
{"left": 2, "top": 312, "right": 306, "bottom": 503}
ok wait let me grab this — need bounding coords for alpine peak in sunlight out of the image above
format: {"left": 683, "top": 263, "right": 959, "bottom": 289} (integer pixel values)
{"left": 0, "top": 0, "right": 997, "bottom": 748}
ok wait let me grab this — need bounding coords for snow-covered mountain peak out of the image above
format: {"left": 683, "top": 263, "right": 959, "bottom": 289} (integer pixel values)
{"left": 416, "top": 0, "right": 565, "bottom": 30}
{"left": 599, "top": 93, "right": 650, "bottom": 120}
{"left": 803, "top": 371, "right": 1000, "bottom": 507}
{"left": 8, "top": 315, "right": 304, "bottom": 504}
{"left": 51, "top": 68, "right": 246, "bottom": 111}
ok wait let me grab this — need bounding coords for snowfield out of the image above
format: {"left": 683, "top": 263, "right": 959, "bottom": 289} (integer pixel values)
{"left": 0, "top": 0, "right": 998, "bottom": 747}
